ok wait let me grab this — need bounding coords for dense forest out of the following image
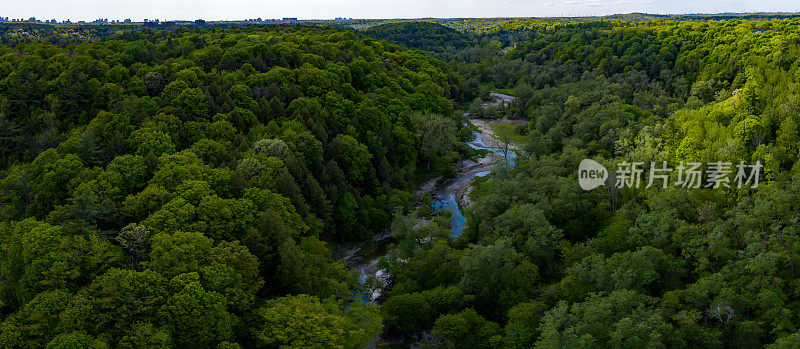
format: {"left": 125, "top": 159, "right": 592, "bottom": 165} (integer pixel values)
{"left": 2, "top": 16, "right": 800, "bottom": 348}
{"left": 362, "top": 18, "right": 800, "bottom": 348}
{"left": 0, "top": 24, "right": 472, "bottom": 347}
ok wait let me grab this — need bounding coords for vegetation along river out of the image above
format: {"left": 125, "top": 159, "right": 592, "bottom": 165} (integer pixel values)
{"left": 355, "top": 118, "right": 519, "bottom": 302}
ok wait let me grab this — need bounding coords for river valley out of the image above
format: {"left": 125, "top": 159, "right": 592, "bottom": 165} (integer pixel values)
{"left": 352, "top": 117, "right": 519, "bottom": 302}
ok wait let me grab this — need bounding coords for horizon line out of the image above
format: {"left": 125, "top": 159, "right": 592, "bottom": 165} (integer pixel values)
{"left": 3, "top": 11, "right": 800, "bottom": 23}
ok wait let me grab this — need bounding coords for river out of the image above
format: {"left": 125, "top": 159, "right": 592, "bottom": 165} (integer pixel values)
{"left": 432, "top": 129, "right": 517, "bottom": 236}
{"left": 354, "top": 118, "right": 519, "bottom": 302}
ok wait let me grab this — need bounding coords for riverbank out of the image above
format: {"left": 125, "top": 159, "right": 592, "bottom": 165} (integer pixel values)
{"left": 347, "top": 117, "right": 519, "bottom": 302}
{"left": 470, "top": 118, "right": 524, "bottom": 152}
{"left": 446, "top": 143, "right": 498, "bottom": 208}
{"left": 448, "top": 118, "right": 525, "bottom": 207}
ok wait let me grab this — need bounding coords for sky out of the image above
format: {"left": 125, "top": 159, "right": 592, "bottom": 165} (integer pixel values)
{"left": 4, "top": 0, "right": 800, "bottom": 22}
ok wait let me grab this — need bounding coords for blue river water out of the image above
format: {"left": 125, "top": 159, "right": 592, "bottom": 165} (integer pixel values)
{"left": 356, "top": 126, "right": 518, "bottom": 301}
{"left": 432, "top": 131, "right": 517, "bottom": 236}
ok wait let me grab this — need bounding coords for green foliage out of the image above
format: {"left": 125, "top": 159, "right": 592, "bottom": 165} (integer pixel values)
{"left": 253, "top": 294, "right": 380, "bottom": 348}
{"left": 158, "top": 277, "right": 233, "bottom": 346}
{"left": 0, "top": 289, "right": 74, "bottom": 348}
{"left": 538, "top": 290, "right": 677, "bottom": 347}
{"left": 330, "top": 134, "right": 372, "bottom": 182}
{"left": 504, "top": 301, "right": 548, "bottom": 348}
{"left": 4, "top": 15, "right": 800, "bottom": 348}
{"left": 0, "top": 23, "right": 480, "bottom": 346}
{"left": 458, "top": 238, "right": 539, "bottom": 320}
{"left": 413, "top": 112, "right": 460, "bottom": 172}
{"left": 433, "top": 308, "right": 502, "bottom": 348}
{"left": 0, "top": 219, "right": 123, "bottom": 308}
{"left": 276, "top": 237, "right": 355, "bottom": 298}
{"left": 370, "top": 16, "right": 800, "bottom": 348}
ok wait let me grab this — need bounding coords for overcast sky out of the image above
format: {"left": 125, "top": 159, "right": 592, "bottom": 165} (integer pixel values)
{"left": 5, "top": 0, "right": 800, "bottom": 21}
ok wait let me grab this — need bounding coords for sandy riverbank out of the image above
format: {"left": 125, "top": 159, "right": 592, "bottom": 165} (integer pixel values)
{"left": 451, "top": 152, "right": 498, "bottom": 207}
{"left": 470, "top": 118, "right": 524, "bottom": 152}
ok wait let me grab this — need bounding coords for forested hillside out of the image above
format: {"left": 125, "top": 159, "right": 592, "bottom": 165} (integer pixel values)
{"left": 3, "top": 16, "right": 800, "bottom": 348}
{"left": 362, "top": 22, "right": 470, "bottom": 59}
{"left": 364, "top": 19, "right": 800, "bottom": 347}
{"left": 0, "top": 24, "right": 468, "bottom": 347}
